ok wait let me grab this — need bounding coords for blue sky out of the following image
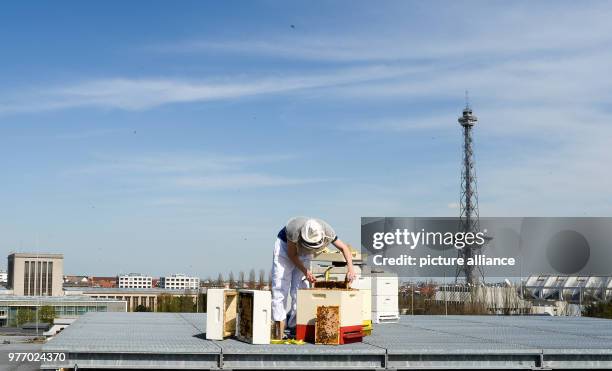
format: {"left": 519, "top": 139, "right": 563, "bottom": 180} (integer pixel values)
{"left": 1, "top": 1, "right": 611, "bottom": 277}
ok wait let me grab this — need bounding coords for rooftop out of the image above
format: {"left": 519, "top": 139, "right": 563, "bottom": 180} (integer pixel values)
{"left": 8, "top": 253, "right": 63, "bottom": 259}
{"left": 64, "top": 287, "right": 199, "bottom": 294}
{"left": 0, "top": 295, "right": 126, "bottom": 303}
{"left": 41, "top": 313, "right": 612, "bottom": 369}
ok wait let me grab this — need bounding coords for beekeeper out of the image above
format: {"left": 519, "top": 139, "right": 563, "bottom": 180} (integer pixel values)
{"left": 271, "top": 216, "right": 356, "bottom": 338}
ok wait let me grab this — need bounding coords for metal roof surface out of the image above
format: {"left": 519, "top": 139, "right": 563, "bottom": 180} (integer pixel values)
{"left": 44, "top": 312, "right": 219, "bottom": 354}
{"left": 44, "top": 313, "right": 612, "bottom": 354}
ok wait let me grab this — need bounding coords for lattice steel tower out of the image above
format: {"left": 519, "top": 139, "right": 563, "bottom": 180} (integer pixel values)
{"left": 457, "top": 94, "right": 484, "bottom": 285}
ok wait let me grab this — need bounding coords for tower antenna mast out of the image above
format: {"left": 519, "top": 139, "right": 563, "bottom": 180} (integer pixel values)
{"left": 457, "top": 92, "right": 484, "bottom": 285}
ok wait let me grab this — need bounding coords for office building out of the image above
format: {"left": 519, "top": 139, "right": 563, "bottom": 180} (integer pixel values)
{"left": 0, "top": 295, "right": 126, "bottom": 327}
{"left": 64, "top": 287, "right": 200, "bottom": 312}
{"left": 7, "top": 253, "right": 64, "bottom": 296}
{"left": 160, "top": 274, "right": 200, "bottom": 290}
{"left": 118, "top": 273, "right": 152, "bottom": 289}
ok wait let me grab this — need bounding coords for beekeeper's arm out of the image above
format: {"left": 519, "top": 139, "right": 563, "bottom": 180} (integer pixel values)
{"left": 287, "top": 240, "right": 317, "bottom": 283}
{"left": 332, "top": 239, "right": 356, "bottom": 282}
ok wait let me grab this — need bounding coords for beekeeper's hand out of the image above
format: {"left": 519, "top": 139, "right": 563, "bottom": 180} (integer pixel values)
{"left": 346, "top": 267, "right": 356, "bottom": 282}
{"left": 305, "top": 270, "right": 317, "bottom": 283}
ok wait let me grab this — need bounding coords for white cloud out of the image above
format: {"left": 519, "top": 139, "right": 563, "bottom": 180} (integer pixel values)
{"left": 0, "top": 66, "right": 413, "bottom": 114}
{"left": 67, "top": 152, "right": 330, "bottom": 192}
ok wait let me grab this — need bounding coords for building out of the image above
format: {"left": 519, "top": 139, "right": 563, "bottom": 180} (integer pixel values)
{"left": 160, "top": 274, "right": 200, "bottom": 290}
{"left": 118, "top": 273, "right": 152, "bottom": 289}
{"left": 7, "top": 253, "right": 64, "bottom": 296}
{"left": 89, "top": 276, "right": 118, "bottom": 288}
{"left": 524, "top": 274, "right": 612, "bottom": 302}
{"left": 0, "top": 270, "right": 7, "bottom": 285}
{"left": 64, "top": 287, "right": 200, "bottom": 312}
{"left": 63, "top": 275, "right": 90, "bottom": 287}
{"left": 0, "top": 295, "right": 126, "bottom": 327}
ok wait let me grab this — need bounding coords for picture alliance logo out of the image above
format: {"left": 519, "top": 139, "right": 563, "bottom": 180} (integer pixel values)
{"left": 371, "top": 229, "right": 487, "bottom": 250}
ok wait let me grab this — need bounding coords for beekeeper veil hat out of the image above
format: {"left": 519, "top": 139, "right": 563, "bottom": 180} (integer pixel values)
{"left": 300, "top": 219, "right": 326, "bottom": 250}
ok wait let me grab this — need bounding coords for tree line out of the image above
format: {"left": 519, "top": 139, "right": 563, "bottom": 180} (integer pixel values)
{"left": 202, "top": 269, "right": 271, "bottom": 289}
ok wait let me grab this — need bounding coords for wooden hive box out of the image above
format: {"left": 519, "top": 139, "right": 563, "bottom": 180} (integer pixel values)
{"left": 235, "top": 289, "right": 271, "bottom": 344}
{"left": 206, "top": 289, "right": 238, "bottom": 340}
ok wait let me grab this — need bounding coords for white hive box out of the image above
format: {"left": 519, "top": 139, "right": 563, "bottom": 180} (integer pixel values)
{"left": 351, "top": 274, "right": 372, "bottom": 324}
{"left": 235, "top": 289, "right": 271, "bottom": 344}
{"left": 296, "top": 288, "right": 363, "bottom": 344}
{"left": 372, "top": 275, "right": 398, "bottom": 296}
{"left": 372, "top": 294, "right": 398, "bottom": 312}
{"left": 206, "top": 289, "right": 238, "bottom": 340}
{"left": 371, "top": 272, "right": 399, "bottom": 323}
{"left": 308, "top": 267, "right": 372, "bottom": 331}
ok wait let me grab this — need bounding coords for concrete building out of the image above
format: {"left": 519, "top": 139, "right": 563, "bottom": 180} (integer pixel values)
{"left": 0, "top": 295, "right": 126, "bottom": 327}
{"left": 118, "top": 273, "right": 152, "bottom": 289}
{"left": 160, "top": 274, "right": 200, "bottom": 290}
{"left": 7, "top": 253, "right": 64, "bottom": 296}
{"left": 64, "top": 287, "right": 200, "bottom": 312}
{"left": 0, "top": 270, "right": 7, "bottom": 285}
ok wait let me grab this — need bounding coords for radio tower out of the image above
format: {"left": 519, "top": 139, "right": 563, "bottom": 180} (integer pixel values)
{"left": 457, "top": 92, "right": 484, "bottom": 285}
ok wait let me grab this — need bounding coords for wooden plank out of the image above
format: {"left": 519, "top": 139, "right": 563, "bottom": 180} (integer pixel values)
{"left": 223, "top": 291, "right": 237, "bottom": 337}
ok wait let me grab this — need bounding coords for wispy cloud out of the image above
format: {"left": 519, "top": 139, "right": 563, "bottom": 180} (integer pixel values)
{"left": 68, "top": 152, "right": 330, "bottom": 192}
{"left": 0, "top": 66, "right": 413, "bottom": 114}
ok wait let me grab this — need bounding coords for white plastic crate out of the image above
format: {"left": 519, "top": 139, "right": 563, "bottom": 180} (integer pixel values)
{"left": 235, "top": 289, "right": 271, "bottom": 345}
{"left": 206, "top": 289, "right": 238, "bottom": 340}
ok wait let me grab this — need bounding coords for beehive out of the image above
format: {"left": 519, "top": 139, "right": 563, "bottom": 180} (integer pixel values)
{"left": 206, "top": 289, "right": 238, "bottom": 340}
{"left": 235, "top": 289, "right": 271, "bottom": 344}
{"left": 371, "top": 272, "right": 399, "bottom": 323}
{"left": 296, "top": 288, "right": 363, "bottom": 344}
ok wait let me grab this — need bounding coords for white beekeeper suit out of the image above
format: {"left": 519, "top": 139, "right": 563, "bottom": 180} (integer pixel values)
{"left": 271, "top": 217, "right": 337, "bottom": 329}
